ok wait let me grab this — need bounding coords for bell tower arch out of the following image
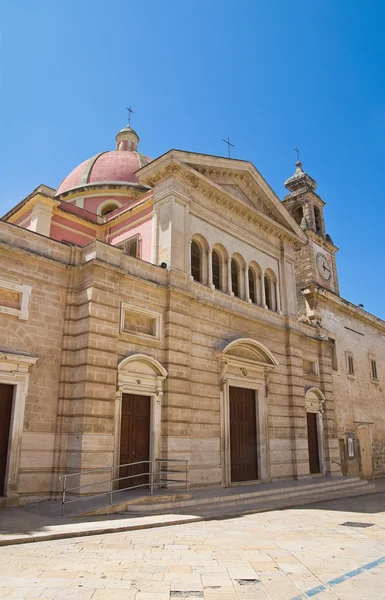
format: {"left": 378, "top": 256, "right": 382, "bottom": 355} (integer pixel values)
{"left": 282, "top": 160, "right": 339, "bottom": 299}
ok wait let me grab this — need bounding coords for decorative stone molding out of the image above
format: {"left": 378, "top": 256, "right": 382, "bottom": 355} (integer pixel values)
{"left": 120, "top": 302, "right": 163, "bottom": 341}
{"left": 0, "top": 280, "right": 32, "bottom": 321}
{"left": 215, "top": 338, "right": 278, "bottom": 486}
{"left": 0, "top": 351, "right": 37, "bottom": 501}
{"left": 305, "top": 386, "right": 325, "bottom": 413}
{"left": 114, "top": 354, "right": 167, "bottom": 478}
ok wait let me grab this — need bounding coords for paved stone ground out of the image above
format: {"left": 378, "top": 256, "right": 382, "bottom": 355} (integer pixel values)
{"left": 1, "top": 492, "right": 385, "bottom": 599}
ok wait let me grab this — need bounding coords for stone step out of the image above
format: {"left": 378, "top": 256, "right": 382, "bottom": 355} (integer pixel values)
{"left": 124, "top": 479, "right": 375, "bottom": 515}
{"left": 76, "top": 477, "right": 374, "bottom": 517}
{"left": 131, "top": 476, "right": 364, "bottom": 508}
{"left": 187, "top": 485, "right": 377, "bottom": 518}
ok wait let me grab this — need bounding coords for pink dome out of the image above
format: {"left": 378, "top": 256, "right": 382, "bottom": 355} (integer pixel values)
{"left": 56, "top": 150, "right": 151, "bottom": 196}
{"left": 56, "top": 124, "right": 152, "bottom": 196}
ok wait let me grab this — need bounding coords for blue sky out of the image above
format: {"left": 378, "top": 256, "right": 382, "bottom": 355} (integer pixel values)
{"left": 1, "top": 1, "right": 385, "bottom": 318}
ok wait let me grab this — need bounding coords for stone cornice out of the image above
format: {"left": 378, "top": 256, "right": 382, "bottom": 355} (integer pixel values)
{"left": 283, "top": 189, "right": 326, "bottom": 207}
{"left": 304, "top": 285, "right": 385, "bottom": 334}
{"left": 188, "top": 201, "right": 282, "bottom": 259}
{"left": 307, "top": 230, "right": 339, "bottom": 253}
{"left": 2, "top": 184, "right": 56, "bottom": 221}
{"left": 4, "top": 191, "right": 59, "bottom": 223}
{"left": 56, "top": 181, "right": 151, "bottom": 201}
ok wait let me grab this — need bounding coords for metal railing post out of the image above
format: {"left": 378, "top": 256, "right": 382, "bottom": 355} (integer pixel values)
{"left": 185, "top": 460, "right": 188, "bottom": 492}
{"left": 61, "top": 476, "right": 66, "bottom": 517}
{"left": 58, "top": 458, "right": 189, "bottom": 512}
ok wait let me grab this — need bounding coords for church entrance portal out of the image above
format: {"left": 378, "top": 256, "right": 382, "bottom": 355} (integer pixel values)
{"left": 119, "top": 394, "right": 151, "bottom": 489}
{"left": 0, "top": 384, "right": 13, "bottom": 496}
{"left": 307, "top": 412, "right": 321, "bottom": 474}
{"left": 230, "top": 386, "right": 258, "bottom": 482}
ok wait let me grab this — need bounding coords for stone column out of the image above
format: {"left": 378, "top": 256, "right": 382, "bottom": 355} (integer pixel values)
{"left": 227, "top": 258, "right": 233, "bottom": 295}
{"left": 245, "top": 267, "right": 251, "bottom": 303}
{"left": 275, "top": 281, "right": 282, "bottom": 313}
{"left": 208, "top": 249, "right": 214, "bottom": 288}
{"left": 188, "top": 239, "right": 193, "bottom": 280}
{"left": 261, "top": 273, "right": 267, "bottom": 308}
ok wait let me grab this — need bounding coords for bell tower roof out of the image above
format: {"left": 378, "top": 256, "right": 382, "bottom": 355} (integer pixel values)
{"left": 284, "top": 161, "right": 318, "bottom": 193}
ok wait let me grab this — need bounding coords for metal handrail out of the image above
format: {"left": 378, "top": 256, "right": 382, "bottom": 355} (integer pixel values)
{"left": 59, "top": 459, "right": 188, "bottom": 516}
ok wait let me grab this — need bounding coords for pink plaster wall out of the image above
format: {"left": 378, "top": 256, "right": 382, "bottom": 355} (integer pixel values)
{"left": 82, "top": 195, "right": 133, "bottom": 214}
{"left": 109, "top": 217, "right": 153, "bottom": 262}
{"left": 50, "top": 214, "right": 96, "bottom": 245}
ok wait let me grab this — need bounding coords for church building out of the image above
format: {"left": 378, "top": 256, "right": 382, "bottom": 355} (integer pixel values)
{"left": 0, "top": 121, "right": 384, "bottom": 507}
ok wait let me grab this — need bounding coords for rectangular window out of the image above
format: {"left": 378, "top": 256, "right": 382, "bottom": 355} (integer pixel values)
{"left": 371, "top": 359, "right": 378, "bottom": 380}
{"left": 347, "top": 354, "right": 354, "bottom": 375}
{"left": 117, "top": 234, "right": 140, "bottom": 258}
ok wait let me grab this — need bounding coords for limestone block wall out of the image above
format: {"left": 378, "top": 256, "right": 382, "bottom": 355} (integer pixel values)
{"left": 160, "top": 275, "right": 323, "bottom": 486}
{"left": 0, "top": 222, "right": 72, "bottom": 504}
{"left": 319, "top": 298, "right": 385, "bottom": 477}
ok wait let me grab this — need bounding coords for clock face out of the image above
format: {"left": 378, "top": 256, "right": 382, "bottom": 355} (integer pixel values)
{"left": 316, "top": 253, "right": 332, "bottom": 282}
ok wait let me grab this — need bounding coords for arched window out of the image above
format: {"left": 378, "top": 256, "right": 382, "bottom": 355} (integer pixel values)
{"left": 314, "top": 206, "right": 322, "bottom": 235}
{"left": 191, "top": 240, "right": 201, "bottom": 282}
{"left": 231, "top": 259, "right": 240, "bottom": 297}
{"left": 212, "top": 250, "right": 221, "bottom": 290}
{"left": 100, "top": 202, "right": 120, "bottom": 217}
{"left": 248, "top": 268, "right": 256, "bottom": 303}
{"left": 264, "top": 275, "right": 272, "bottom": 310}
{"left": 293, "top": 205, "right": 303, "bottom": 226}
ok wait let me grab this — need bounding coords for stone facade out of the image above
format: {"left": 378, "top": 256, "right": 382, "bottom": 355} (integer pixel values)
{"left": 0, "top": 125, "right": 383, "bottom": 507}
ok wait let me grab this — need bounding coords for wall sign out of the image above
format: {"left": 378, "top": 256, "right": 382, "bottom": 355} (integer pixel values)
{"left": 346, "top": 432, "right": 355, "bottom": 458}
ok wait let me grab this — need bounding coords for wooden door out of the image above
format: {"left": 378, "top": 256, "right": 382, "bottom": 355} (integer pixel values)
{"left": 0, "top": 384, "right": 13, "bottom": 496}
{"left": 307, "top": 412, "right": 320, "bottom": 474}
{"left": 230, "top": 387, "right": 258, "bottom": 482}
{"left": 119, "top": 394, "right": 151, "bottom": 489}
{"left": 358, "top": 428, "right": 373, "bottom": 478}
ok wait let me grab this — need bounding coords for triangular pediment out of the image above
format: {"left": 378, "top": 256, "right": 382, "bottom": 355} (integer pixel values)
{"left": 137, "top": 150, "right": 307, "bottom": 243}
{"left": 181, "top": 156, "right": 306, "bottom": 241}
{"left": 217, "top": 183, "right": 254, "bottom": 207}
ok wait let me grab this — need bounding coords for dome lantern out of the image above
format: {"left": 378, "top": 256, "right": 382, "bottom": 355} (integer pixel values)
{"left": 116, "top": 124, "right": 140, "bottom": 152}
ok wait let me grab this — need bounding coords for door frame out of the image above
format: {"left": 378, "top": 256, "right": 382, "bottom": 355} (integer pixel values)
{"left": 0, "top": 352, "right": 37, "bottom": 501}
{"left": 215, "top": 338, "right": 278, "bottom": 488}
{"left": 305, "top": 387, "right": 326, "bottom": 476}
{"left": 356, "top": 423, "right": 373, "bottom": 479}
{"left": 114, "top": 354, "right": 167, "bottom": 481}
{"left": 222, "top": 375, "right": 269, "bottom": 486}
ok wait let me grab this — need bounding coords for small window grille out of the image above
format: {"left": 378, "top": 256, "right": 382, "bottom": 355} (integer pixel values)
{"left": 117, "top": 234, "right": 140, "bottom": 258}
{"left": 347, "top": 355, "right": 354, "bottom": 375}
{"left": 371, "top": 360, "right": 378, "bottom": 380}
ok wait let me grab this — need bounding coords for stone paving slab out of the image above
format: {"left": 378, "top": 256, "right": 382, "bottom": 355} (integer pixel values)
{"left": 1, "top": 490, "right": 385, "bottom": 599}
{"left": 1, "top": 478, "right": 385, "bottom": 548}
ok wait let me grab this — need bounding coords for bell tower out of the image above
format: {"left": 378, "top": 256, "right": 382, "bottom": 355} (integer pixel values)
{"left": 282, "top": 160, "right": 339, "bottom": 297}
